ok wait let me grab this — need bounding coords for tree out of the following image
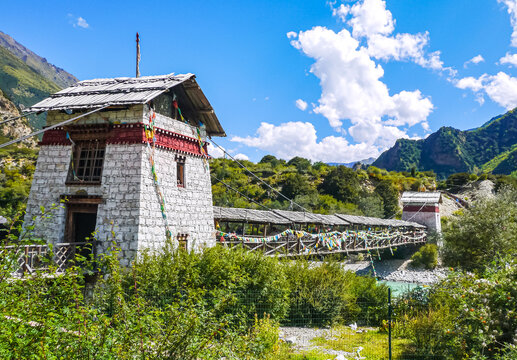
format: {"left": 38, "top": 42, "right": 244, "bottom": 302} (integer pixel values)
{"left": 259, "top": 155, "right": 284, "bottom": 168}
{"left": 287, "top": 157, "right": 311, "bottom": 173}
{"left": 319, "top": 166, "right": 361, "bottom": 204}
{"left": 357, "top": 192, "right": 384, "bottom": 218}
{"left": 280, "top": 173, "right": 313, "bottom": 199}
{"left": 442, "top": 187, "right": 517, "bottom": 271}
{"left": 446, "top": 172, "right": 471, "bottom": 188}
{"left": 374, "top": 180, "right": 399, "bottom": 218}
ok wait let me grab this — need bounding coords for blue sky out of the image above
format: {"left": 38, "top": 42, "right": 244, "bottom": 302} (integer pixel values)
{"left": 2, "top": 0, "right": 517, "bottom": 163}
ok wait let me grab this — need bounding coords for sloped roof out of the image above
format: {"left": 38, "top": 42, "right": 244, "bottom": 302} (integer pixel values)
{"left": 401, "top": 191, "right": 442, "bottom": 204}
{"left": 28, "top": 73, "right": 226, "bottom": 136}
{"left": 213, "top": 206, "right": 291, "bottom": 225}
{"left": 212, "top": 206, "right": 424, "bottom": 228}
{"left": 333, "top": 214, "right": 425, "bottom": 228}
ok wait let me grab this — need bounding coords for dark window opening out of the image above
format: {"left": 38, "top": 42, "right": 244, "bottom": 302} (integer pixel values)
{"left": 67, "top": 141, "right": 105, "bottom": 184}
{"left": 176, "top": 156, "right": 185, "bottom": 187}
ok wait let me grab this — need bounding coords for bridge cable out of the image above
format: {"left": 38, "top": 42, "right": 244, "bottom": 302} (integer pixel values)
{"left": 211, "top": 174, "right": 272, "bottom": 211}
{"left": 208, "top": 137, "right": 310, "bottom": 213}
{"left": 0, "top": 110, "right": 40, "bottom": 126}
{"left": 0, "top": 106, "right": 109, "bottom": 149}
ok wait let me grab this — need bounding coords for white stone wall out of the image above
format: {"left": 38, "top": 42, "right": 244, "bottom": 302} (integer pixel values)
{"left": 96, "top": 144, "right": 144, "bottom": 265}
{"left": 24, "top": 145, "right": 71, "bottom": 245}
{"left": 402, "top": 211, "right": 441, "bottom": 233}
{"left": 24, "top": 144, "right": 145, "bottom": 265}
{"left": 26, "top": 107, "right": 215, "bottom": 264}
{"left": 137, "top": 146, "right": 215, "bottom": 252}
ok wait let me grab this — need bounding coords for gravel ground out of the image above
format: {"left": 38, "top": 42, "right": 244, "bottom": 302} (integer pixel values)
{"left": 344, "top": 259, "right": 448, "bottom": 284}
{"left": 279, "top": 327, "right": 357, "bottom": 358}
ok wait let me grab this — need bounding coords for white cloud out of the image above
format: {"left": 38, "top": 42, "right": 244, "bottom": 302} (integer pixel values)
{"left": 289, "top": 26, "right": 433, "bottom": 138}
{"left": 232, "top": 121, "right": 381, "bottom": 163}
{"left": 482, "top": 72, "right": 517, "bottom": 109}
{"left": 333, "top": 0, "right": 450, "bottom": 73}
{"left": 76, "top": 17, "right": 89, "bottom": 28}
{"left": 455, "top": 72, "right": 517, "bottom": 110}
{"left": 234, "top": 153, "right": 249, "bottom": 161}
{"left": 68, "top": 14, "right": 89, "bottom": 29}
{"left": 464, "top": 54, "right": 485, "bottom": 67}
{"left": 207, "top": 143, "right": 225, "bottom": 158}
{"left": 336, "top": 0, "right": 394, "bottom": 38}
{"left": 230, "top": 0, "right": 443, "bottom": 163}
{"left": 499, "top": 0, "right": 517, "bottom": 47}
{"left": 456, "top": 76, "right": 484, "bottom": 92}
{"left": 499, "top": 52, "right": 517, "bottom": 66}
{"left": 295, "top": 99, "right": 308, "bottom": 111}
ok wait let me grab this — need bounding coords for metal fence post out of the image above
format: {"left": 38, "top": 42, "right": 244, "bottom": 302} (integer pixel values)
{"left": 388, "top": 287, "right": 392, "bottom": 360}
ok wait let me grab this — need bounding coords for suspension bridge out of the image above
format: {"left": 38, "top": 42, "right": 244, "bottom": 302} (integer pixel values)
{"left": 213, "top": 206, "right": 427, "bottom": 257}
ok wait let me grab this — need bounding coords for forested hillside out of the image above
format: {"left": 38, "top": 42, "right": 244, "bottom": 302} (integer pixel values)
{"left": 210, "top": 156, "right": 437, "bottom": 218}
{"left": 373, "top": 108, "right": 517, "bottom": 178}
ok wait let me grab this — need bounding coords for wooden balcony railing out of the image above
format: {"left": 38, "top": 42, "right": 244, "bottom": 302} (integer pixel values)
{"left": 0, "top": 241, "right": 96, "bottom": 276}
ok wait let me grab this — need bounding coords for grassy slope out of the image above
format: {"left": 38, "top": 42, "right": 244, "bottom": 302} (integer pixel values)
{"left": 0, "top": 46, "right": 60, "bottom": 129}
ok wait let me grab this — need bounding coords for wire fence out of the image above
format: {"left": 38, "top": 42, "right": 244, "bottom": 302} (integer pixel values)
{"left": 107, "top": 287, "right": 447, "bottom": 359}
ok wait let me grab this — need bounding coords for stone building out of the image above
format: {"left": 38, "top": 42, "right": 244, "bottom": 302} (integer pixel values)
{"left": 25, "top": 74, "right": 225, "bottom": 265}
{"left": 401, "top": 191, "right": 442, "bottom": 233}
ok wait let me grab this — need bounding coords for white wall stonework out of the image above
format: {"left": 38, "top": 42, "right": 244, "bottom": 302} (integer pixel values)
{"left": 138, "top": 146, "right": 215, "bottom": 252}
{"left": 25, "top": 145, "right": 71, "bottom": 245}
{"left": 402, "top": 211, "right": 441, "bottom": 233}
{"left": 25, "top": 107, "right": 215, "bottom": 266}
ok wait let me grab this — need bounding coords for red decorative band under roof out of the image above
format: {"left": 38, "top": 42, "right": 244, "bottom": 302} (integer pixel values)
{"left": 39, "top": 123, "right": 209, "bottom": 158}
{"left": 403, "top": 205, "right": 439, "bottom": 213}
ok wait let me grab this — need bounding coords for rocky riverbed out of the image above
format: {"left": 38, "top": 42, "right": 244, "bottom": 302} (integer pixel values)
{"left": 343, "top": 259, "right": 448, "bottom": 285}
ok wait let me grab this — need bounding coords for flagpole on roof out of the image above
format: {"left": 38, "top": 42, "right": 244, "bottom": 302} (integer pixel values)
{"left": 136, "top": 32, "right": 141, "bottom": 78}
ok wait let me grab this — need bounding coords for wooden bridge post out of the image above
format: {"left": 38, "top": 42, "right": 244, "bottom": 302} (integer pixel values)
{"left": 286, "top": 233, "right": 289, "bottom": 256}
{"left": 23, "top": 246, "right": 29, "bottom": 276}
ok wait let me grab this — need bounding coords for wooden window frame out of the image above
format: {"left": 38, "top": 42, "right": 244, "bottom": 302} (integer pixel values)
{"left": 67, "top": 140, "right": 106, "bottom": 185}
{"left": 176, "top": 155, "right": 186, "bottom": 188}
{"left": 177, "top": 233, "right": 189, "bottom": 250}
{"left": 65, "top": 202, "right": 99, "bottom": 243}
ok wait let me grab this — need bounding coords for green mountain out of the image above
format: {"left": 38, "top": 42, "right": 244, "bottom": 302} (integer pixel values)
{"left": 373, "top": 108, "right": 517, "bottom": 178}
{"left": 0, "top": 31, "right": 76, "bottom": 130}
{"left": 0, "top": 31, "right": 77, "bottom": 89}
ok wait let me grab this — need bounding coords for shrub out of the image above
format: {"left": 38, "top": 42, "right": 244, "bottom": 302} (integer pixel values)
{"left": 410, "top": 244, "right": 438, "bottom": 269}
{"left": 283, "top": 258, "right": 388, "bottom": 326}
{"left": 442, "top": 187, "right": 517, "bottom": 271}
{"left": 131, "top": 245, "right": 290, "bottom": 324}
{"left": 446, "top": 172, "right": 472, "bottom": 188}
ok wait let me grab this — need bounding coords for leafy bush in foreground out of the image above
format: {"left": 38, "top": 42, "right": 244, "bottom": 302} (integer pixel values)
{"left": 394, "top": 256, "right": 517, "bottom": 359}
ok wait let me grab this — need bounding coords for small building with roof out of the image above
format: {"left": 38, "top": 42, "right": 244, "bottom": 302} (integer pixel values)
{"left": 401, "top": 191, "right": 442, "bottom": 232}
{"left": 25, "top": 73, "right": 225, "bottom": 265}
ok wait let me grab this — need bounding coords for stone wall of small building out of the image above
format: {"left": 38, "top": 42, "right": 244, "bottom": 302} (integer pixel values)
{"left": 137, "top": 146, "right": 215, "bottom": 252}
{"left": 25, "top": 106, "right": 215, "bottom": 265}
{"left": 25, "top": 145, "right": 71, "bottom": 245}
{"left": 402, "top": 210, "right": 441, "bottom": 233}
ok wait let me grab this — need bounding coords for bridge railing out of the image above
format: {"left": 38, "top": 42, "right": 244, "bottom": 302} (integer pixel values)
{"left": 0, "top": 241, "right": 96, "bottom": 276}
{"left": 217, "top": 229, "right": 427, "bottom": 256}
